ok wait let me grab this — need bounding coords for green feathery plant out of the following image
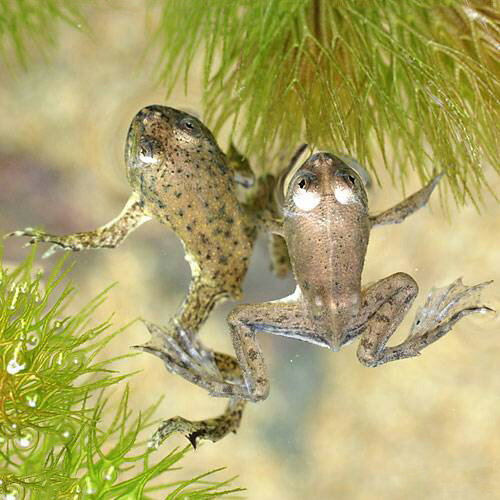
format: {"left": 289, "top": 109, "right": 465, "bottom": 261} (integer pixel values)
{"left": 0, "top": 0, "right": 89, "bottom": 68}
{"left": 0, "top": 248, "right": 243, "bottom": 499}
{"left": 155, "top": 0, "right": 499, "bottom": 206}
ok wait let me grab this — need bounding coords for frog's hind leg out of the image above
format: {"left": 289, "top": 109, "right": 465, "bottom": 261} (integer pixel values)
{"left": 150, "top": 398, "right": 246, "bottom": 449}
{"left": 268, "top": 234, "right": 291, "bottom": 278}
{"left": 137, "top": 322, "right": 246, "bottom": 395}
{"left": 144, "top": 345, "right": 247, "bottom": 449}
{"left": 357, "top": 274, "right": 493, "bottom": 367}
{"left": 6, "top": 192, "right": 151, "bottom": 257}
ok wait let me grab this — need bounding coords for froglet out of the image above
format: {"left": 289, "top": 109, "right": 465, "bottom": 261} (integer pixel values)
{"left": 9, "top": 105, "right": 298, "bottom": 446}
{"left": 150, "top": 152, "right": 492, "bottom": 443}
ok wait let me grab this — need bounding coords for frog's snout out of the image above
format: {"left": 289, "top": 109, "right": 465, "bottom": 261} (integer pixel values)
{"left": 308, "top": 151, "right": 336, "bottom": 165}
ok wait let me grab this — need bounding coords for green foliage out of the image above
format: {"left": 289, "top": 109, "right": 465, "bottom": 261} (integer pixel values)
{"left": 155, "top": 0, "right": 499, "bottom": 205}
{"left": 0, "top": 0, "right": 88, "bottom": 67}
{"left": 0, "top": 248, "right": 243, "bottom": 499}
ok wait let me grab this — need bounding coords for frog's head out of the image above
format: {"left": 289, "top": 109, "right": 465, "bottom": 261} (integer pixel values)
{"left": 283, "top": 152, "right": 368, "bottom": 217}
{"left": 125, "top": 105, "right": 222, "bottom": 191}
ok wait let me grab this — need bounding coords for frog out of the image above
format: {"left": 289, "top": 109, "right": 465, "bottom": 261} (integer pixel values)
{"left": 148, "top": 151, "right": 492, "bottom": 441}
{"left": 8, "top": 105, "right": 302, "bottom": 447}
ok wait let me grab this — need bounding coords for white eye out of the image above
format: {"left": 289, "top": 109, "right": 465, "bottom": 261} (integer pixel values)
{"left": 293, "top": 189, "right": 321, "bottom": 211}
{"left": 334, "top": 184, "right": 358, "bottom": 205}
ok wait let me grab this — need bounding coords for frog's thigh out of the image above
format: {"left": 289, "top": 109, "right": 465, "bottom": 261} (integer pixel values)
{"left": 268, "top": 234, "right": 291, "bottom": 278}
{"left": 357, "top": 272, "right": 418, "bottom": 367}
{"left": 227, "top": 300, "right": 314, "bottom": 402}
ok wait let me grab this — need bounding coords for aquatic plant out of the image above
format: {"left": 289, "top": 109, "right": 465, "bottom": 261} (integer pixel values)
{"left": 0, "top": 0, "right": 88, "bottom": 68}
{"left": 155, "top": 0, "right": 499, "bottom": 206}
{"left": 1, "top": 1, "right": 497, "bottom": 204}
{"left": 0, "top": 248, "right": 243, "bottom": 499}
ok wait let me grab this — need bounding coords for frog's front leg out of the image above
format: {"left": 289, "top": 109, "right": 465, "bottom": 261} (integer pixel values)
{"left": 369, "top": 173, "right": 443, "bottom": 226}
{"left": 357, "top": 273, "right": 493, "bottom": 367}
{"left": 7, "top": 193, "right": 151, "bottom": 257}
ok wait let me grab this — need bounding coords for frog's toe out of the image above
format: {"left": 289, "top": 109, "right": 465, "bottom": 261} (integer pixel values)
{"left": 141, "top": 319, "right": 219, "bottom": 374}
{"left": 408, "top": 278, "right": 493, "bottom": 340}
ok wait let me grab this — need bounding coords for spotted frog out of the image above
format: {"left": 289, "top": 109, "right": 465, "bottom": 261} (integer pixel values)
{"left": 151, "top": 152, "right": 492, "bottom": 443}
{"left": 10, "top": 105, "right": 297, "bottom": 446}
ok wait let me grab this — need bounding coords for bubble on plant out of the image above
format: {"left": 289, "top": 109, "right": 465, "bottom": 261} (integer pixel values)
{"left": 68, "top": 352, "right": 85, "bottom": 369}
{"left": 6, "top": 358, "right": 26, "bottom": 375}
{"left": 26, "top": 393, "right": 39, "bottom": 408}
{"left": 14, "top": 428, "right": 38, "bottom": 450}
{"left": 58, "top": 422, "right": 75, "bottom": 442}
{"left": 101, "top": 464, "right": 118, "bottom": 482}
{"left": 26, "top": 332, "right": 40, "bottom": 351}
{"left": 51, "top": 352, "right": 64, "bottom": 368}
{"left": 81, "top": 477, "right": 97, "bottom": 495}
{"left": 1, "top": 483, "right": 23, "bottom": 500}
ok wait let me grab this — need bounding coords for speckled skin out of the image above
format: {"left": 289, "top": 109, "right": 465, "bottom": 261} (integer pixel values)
{"left": 161, "top": 152, "right": 491, "bottom": 413}
{"left": 9, "top": 105, "right": 293, "bottom": 448}
{"left": 125, "top": 106, "right": 258, "bottom": 333}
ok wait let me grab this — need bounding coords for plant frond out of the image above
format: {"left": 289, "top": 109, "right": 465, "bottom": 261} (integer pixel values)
{"left": 154, "top": 0, "right": 499, "bottom": 205}
{"left": 0, "top": 249, "right": 242, "bottom": 498}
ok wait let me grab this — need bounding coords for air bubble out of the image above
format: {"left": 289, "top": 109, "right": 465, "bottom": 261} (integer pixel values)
{"left": 81, "top": 477, "right": 97, "bottom": 496}
{"left": 51, "top": 352, "right": 64, "bottom": 368}
{"left": 14, "top": 428, "right": 38, "bottom": 450}
{"left": 26, "top": 332, "right": 40, "bottom": 351}
{"left": 68, "top": 352, "right": 85, "bottom": 369}
{"left": 1, "top": 483, "right": 23, "bottom": 500}
{"left": 26, "top": 393, "right": 39, "bottom": 408}
{"left": 6, "top": 358, "right": 26, "bottom": 375}
{"left": 101, "top": 464, "right": 117, "bottom": 482}
{"left": 58, "top": 423, "right": 75, "bottom": 442}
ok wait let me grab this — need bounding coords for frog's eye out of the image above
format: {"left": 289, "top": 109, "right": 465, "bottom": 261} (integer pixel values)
{"left": 337, "top": 168, "right": 359, "bottom": 188}
{"left": 179, "top": 116, "right": 202, "bottom": 137}
{"left": 138, "top": 137, "right": 161, "bottom": 165}
{"left": 292, "top": 172, "right": 320, "bottom": 211}
{"left": 294, "top": 173, "right": 314, "bottom": 192}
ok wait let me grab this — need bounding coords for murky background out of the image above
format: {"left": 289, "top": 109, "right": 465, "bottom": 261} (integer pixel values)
{"left": 1, "top": 2, "right": 499, "bottom": 499}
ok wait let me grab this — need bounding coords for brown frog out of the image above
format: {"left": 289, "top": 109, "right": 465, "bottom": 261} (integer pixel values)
{"left": 150, "top": 152, "right": 492, "bottom": 441}
{"left": 9, "top": 105, "right": 298, "bottom": 447}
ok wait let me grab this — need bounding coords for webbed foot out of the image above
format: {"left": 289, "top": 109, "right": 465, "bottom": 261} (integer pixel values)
{"left": 404, "top": 278, "right": 494, "bottom": 352}
{"left": 149, "top": 399, "right": 246, "bottom": 449}
{"left": 134, "top": 320, "right": 247, "bottom": 397}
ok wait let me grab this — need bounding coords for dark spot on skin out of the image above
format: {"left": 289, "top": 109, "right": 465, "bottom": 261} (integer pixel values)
{"left": 248, "top": 349, "right": 258, "bottom": 361}
{"left": 218, "top": 255, "right": 228, "bottom": 265}
{"left": 186, "top": 225, "right": 192, "bottom": 232}
{"left": 177, "top": 209, "right": 184, "bottom": 217}
{"left": 175, "top": 192, "right": 182, "bottom": 198}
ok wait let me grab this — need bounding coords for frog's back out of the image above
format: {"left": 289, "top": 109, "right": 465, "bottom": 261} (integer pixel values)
{"left": 125, "top": 105, "right": 253, "bottom": 297}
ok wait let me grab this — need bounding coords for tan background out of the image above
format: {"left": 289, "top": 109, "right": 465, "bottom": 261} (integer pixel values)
{"left": 1, "top": 2, "right": 499, "bottom": 498}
